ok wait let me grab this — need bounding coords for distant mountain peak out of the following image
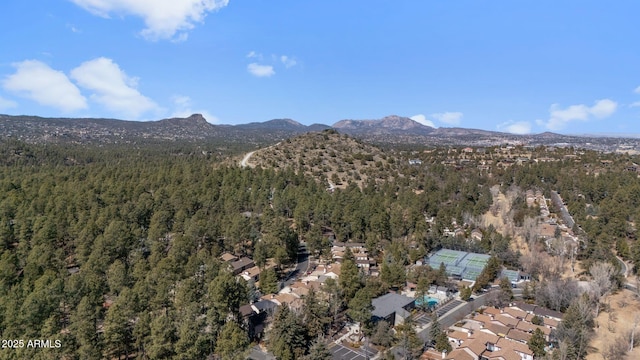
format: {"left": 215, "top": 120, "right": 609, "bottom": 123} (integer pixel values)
{"left": 380, "top": 114, "right": 407, "bottom": 121}
{"left": 188, "top": 113, "right": 208, "bottom": 123}
{"left": 332, "top": 115, "right": 434, "bottom": 135}
{"left": 161, "top": 113, "right": 209, "bottom": 125}
{"left": 264, "top": 118, "right": 304, "bottom": 127}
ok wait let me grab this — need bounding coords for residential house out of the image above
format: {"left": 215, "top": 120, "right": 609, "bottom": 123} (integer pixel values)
{"left": 331, "top": 242, "right": 374, "bottom": 271}
{"left": 240, "top": 266, "right": 261, "bottom": 282}
{"left": 470, "top": 229, "right": 483, "bottom": 242}
{"left": 503, "top": 307, "right": 527, "bottom": 320}
{"left": 445, "top": 332, "right": 500, "bottom": 360}
{"left": 505, "top": 329, "right": 532, "bottom": 344}
{"left": 239, "top": 299, "right": 278, "bottom": 340}
{"left": 260, "top": 293, "right": 303, "bottom": 313}
{"left": 220, "top": 252, "right": 239, "bottom": 262}
{"left": 230, "top": 257, "right": 255, "bottom": 276}
{"left": 331, "top": 242, "right": 366, "bottom": 262}
{"left": 444, "top": 331, "right": 534, "bottom": 360}
{"left": 515, "top": 322, "right": 551, "bottom": 340}
{"left": 531, "top": 307, "right": 562, "bottom": 322}
{"left": 289, "top": 280, "right": 321, "bottom": 298}
{"left": 447, "top": 330, "right": 470, "bottom": 347}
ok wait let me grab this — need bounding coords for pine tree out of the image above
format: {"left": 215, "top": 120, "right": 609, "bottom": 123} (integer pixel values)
{"left": 555, "top": 296, "right": 594, "bottom": 359}
{"left": 147, "top": 312, "right": 176, "bottom": 359}
{"left": 435, "top": 331, "right": 452, "bottom": 353}
{"left": 528, "top": 328, "right": 546, "bottom": 358}
{"left": 70, "top": 295, "right": 103, "bottom": 360}
{"left": 303, "top": 288, "right": 331, "bottom": 338}
{"left": 323, "top": 277, "right": 344, "bottom": 328}
{"left": 267, "top": 305, "right": 309, "bottom": 360}
{"left": 259, "top": 267, "right": 279, "bottom": 295}
{"left": 340, "top": 247, "right": 362, "bottom": 302}
{"left": 348, "top": 288, "right": 374, "bottom": 334}
{"left": 371, "top": 321, "right": 394, "bottom": 348}
{"left": 304, "top": 338, "right": 332, "bottom": 360}
{"left": 208, "top": 270, "right": 248, "bottom": 323}
{"left": 396, "top": 319, "right": 423, "bottom": 360}
{"left": 215, "top": 321, "right": 250, "bottom": 360}
{"left": 459, "top": 286, "right": 472, "bottom": 301}
{"left": 428, "top": 313, "right": 442, "bottom": 345}
{"left": 103, "top": 289, "right": 135, "bottom": 359}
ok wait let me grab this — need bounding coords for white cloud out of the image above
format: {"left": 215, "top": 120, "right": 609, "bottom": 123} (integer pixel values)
{"left": 431, "top": 111, "right": 463, "bottom": 125}
{"left": 70, "top": 57, "right": 157, "bottom": 118}
{"left": 0, "top": 96, "right": 17, "bottom": 110}
{"left": 631, "top": 101, "right": 640, "bottom": 108}
{"left": 173, "top": 95, "right": 192, "bottom": 108}
{"left": 170, "top": 95, "right": 218, "bottom": 123}
{"left": 635, "top": 86, "right": 640, "bottom": 94}
{"left": 70, "top": 0, "right": 229, "bottom": 41}
{"left": 245, "top": 52, "right": 297, "bottom": 75}
{"left": 67, "top": 23, "right": 81, "bottom": 33}
{"left": 543, "top": 99, "right": 617, "bottom": 131}
{"left": 589, "top": 99, "right": 617, "bottom": 118}
{"left": 247, "top": 63, "right": 275, "bottom": 77}
{"left": 497, "top": 120, "right": 531, "bottom": 135}
{"left": 3, "top": 60, "right": 87, "bottom": 112}
{"left": 280, "top": 55, "right": 297, "bottom": 68}
{"left": 409, "top": 114, "right": 436, "bottom": 128}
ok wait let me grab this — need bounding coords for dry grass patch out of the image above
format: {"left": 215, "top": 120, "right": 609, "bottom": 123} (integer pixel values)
{"left": 586, "top": 290, "right": 640, "bottom": 360}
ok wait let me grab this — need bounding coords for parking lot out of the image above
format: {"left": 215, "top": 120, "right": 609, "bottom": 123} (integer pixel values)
{"left": 329, "top": 343, "right": 376, "bottom": 360}
{"left": 435, "top": 299, "right": 463, "bottom": 317}
{"left": 412, "top": 299, "right": 465, "bottom": 327}
{"left": 413, "top": 312, "right": 431, "bottom": 326}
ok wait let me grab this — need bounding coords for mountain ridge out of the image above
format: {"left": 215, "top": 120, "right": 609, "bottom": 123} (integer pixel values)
{"left": 1, "top": 113, "right": 638, "bottom": 151}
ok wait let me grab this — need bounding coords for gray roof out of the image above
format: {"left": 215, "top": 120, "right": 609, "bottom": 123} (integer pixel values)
{"left": 533, "top": 307, "right": 563, "bottom": 320}
{"left": 231, "top": 257, "right": 254, "bottom": 270}
{"left": 372, "top": 293, "right": 415, "bottom": 318}
{"left": 253, "top": 299, "right": 278, "bottom": 312}
{"left": 513, "top": 301, "right": 536, "bottom": 313}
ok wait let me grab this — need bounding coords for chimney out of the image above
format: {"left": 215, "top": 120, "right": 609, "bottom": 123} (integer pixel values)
{"left": 442, "top": 350, "right": 446, "bottom": 359}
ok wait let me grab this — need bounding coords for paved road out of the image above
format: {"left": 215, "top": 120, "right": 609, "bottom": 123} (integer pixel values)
{"left": 248, "top": 345, "right": 275, "bottom": 360}
{"left": 551, "top": 191, "right": 575, "bottom": 228}
{"left": 283, "top": 243, "right": 310, "bottom": 287}
{"left": 625, "top": 282, "right": 638, "bottom": 293}
{"left": 616, "top": 255, "right": 629, "bottom": 278}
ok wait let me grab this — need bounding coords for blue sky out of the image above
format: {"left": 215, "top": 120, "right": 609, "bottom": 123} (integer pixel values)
{"left": 1, "top": 1, "right": 640, "bottom": 135}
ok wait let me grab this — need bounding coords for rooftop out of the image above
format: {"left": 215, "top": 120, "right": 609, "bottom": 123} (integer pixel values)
{"left": 231, "top": 257, "right": 254, "bottom": 270}
{"left": 371, "top": 292, "right": 415, "bottom": 319}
